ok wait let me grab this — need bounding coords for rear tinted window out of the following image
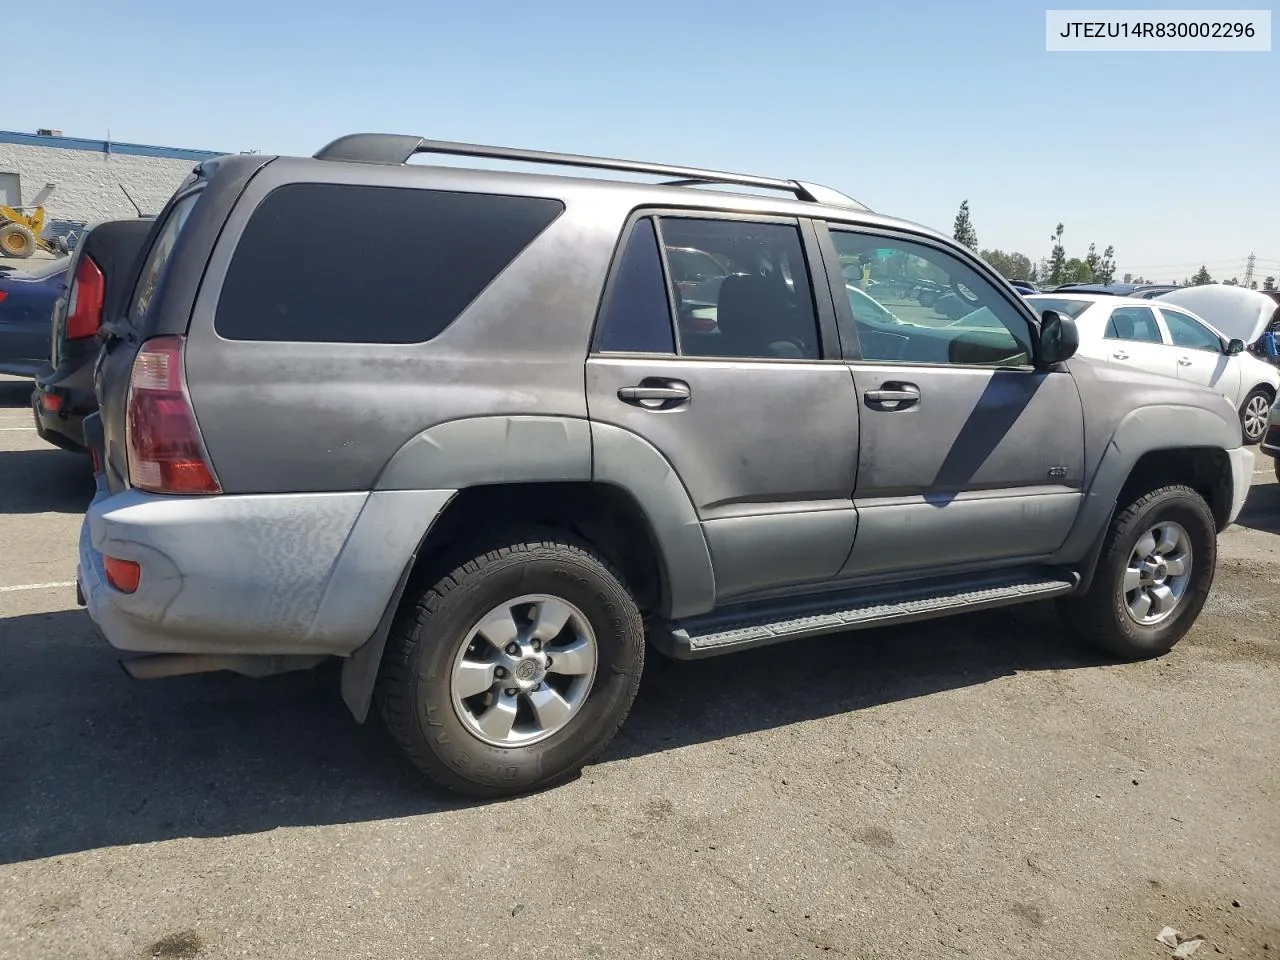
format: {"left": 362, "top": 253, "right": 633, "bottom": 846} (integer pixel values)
{"left": 129, "top": 191, "right": 200, "bottom": 327}
{"left": 1025, "top": 296, "right": 1094, "bottom": 320}
{"left": 214, "top": 183, "right": 564, "bottom": 344}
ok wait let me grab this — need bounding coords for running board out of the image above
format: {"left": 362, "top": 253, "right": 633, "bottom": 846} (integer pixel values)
{"left": 651, "top": 571, "right": 1078, "bottom": 660}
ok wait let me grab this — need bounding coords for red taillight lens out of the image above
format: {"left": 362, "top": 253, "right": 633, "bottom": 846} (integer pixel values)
{"left": 104, "top": 556, "right": 141, "bottom": 593}
{"left": 65, "top": 255, "right": 106, "bottom": 340}
{"left": 125, "top": 336, "right": 221, "bottom": 495}
{"left": 0, "top": 291, "right": 8, "bottom": 303}
{"left": 40, "top": 391, "right": 63, "bottom": 413}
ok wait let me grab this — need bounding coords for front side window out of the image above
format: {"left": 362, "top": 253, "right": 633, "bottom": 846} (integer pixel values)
{"left": 1160, "top": 308, "right": 1222, "bottom": 352}
{"left": 828, "top": 230, "right": 1031, "bottom": 366}
{"left": 656, "top": 217, "right": 821, "bottom": 361}
{"left": 1104, "top": 306, "right": 1163, "bottom": 344}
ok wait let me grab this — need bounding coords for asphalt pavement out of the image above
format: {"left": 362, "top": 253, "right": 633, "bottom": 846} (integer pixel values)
{"left": 0, "top": 373, "right": 1277, "bottom": 960}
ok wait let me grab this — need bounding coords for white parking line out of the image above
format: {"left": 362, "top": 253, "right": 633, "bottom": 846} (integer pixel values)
{"left": 0, "top": 427, "right": 36, "bottom": 431}
{"left": 0, "top": 581, "right": 76, "bottom": 593}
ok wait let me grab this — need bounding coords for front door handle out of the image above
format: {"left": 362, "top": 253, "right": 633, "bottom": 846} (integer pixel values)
{"left": 618, "top": 379, "right": 690, "bottom": 409}
{"left": 1111, "top": 350, "right": 1130, "bottom": 360}
{"left": 864, "top": 384, "right": 920, "bottom": 410}
{"left": 1177, "top": 357, "right": 1192, "bottom": 366}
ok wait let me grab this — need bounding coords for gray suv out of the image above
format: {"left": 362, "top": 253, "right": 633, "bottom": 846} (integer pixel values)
{"left": 79, "top": 134, "right": 1255, "bottom": 797}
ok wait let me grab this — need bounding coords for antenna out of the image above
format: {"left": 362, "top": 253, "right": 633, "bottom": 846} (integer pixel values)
{"left": 118, "top": 182, "right": 143, "bottom": 217}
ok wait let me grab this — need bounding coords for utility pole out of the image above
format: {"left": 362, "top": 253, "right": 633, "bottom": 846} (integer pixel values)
{"left": 1243, "top": 252, "right": 1256, "bottom": 290}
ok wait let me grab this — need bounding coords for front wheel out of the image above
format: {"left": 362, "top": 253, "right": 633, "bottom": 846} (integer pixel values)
{"left": 1059, "top": 485, "right": 1216, "bottom": 660}
{"left": 1240, "top": 387, "right": 1272, "bottom": 445}
{"left": 376, "top": 530, "right": 645, "bottom": 798}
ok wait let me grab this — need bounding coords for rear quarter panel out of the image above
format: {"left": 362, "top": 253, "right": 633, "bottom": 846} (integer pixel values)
{"left": 183, "top": 161, "right": 637, "bottom": 493}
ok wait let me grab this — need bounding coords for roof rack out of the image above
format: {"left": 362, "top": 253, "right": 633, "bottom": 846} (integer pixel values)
{"left": 313, "top": 133, "right": 869, "bottom": 211}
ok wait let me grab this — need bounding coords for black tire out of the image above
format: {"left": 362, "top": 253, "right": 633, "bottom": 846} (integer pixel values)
{"left": 376, "top": 529, "right": 645, "bottom": 798}
{"left": 0, "top": 223, "right": 37, "bottom": 259}
{"left": 1059, "top": 484, "right": 1216, "bottom": 660}
{"left": 1239, "top": 386, "right": 1273, "bottom": 445}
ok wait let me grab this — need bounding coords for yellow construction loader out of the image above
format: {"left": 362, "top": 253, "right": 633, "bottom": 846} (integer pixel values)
{"left": 0, "top": 205, "right": 68, "bottom": 259}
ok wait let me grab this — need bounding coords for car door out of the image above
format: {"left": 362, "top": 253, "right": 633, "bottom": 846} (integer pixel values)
{"left": 0, "top": 265, "right": 62, "bottom": 372}
{"left": 815, "top": 223, "right": 1085, "bottom": 579}
{"left": 1158, "top": 305, "right": 1241, "bottom": 402}
{"left": 1096, "top": 304, "right": 1180, "bottom": 380}
{"left": 584, "top": 212, "right": 859, "bottom": 603}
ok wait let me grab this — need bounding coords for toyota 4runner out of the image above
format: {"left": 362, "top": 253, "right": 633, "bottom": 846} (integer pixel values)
{"left": 78, "top": 134, "right": 1255, "bottom": 797}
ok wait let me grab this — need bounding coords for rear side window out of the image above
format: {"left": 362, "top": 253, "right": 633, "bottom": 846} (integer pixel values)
{"left": 594, "top": 218, "right": 675, "bottom": 354}
{"left": 1104, "top": 306, "right": 1162, "bottom": 344}
{"left": 129, "top": 191, "right": 201, "bottom": 327}
{"left": 215, "top": 183, "right": 564, "bottom": 343}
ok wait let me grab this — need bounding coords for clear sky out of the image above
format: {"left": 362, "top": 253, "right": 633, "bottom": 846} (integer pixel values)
{"left": 12, "top": 0, "right": 1278, "bottom": 283}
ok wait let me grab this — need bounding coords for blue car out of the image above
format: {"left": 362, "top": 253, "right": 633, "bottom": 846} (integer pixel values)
{"left": 0, "top": 256, "right": 69, "bottom": 376}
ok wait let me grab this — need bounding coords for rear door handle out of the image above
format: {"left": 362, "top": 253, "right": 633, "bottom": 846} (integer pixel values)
{"left": 618, "top": 379, "right": 690, "bottom": 409}
{"left": 1111, "top": 350, "right": 1129, "bottom": 360}
{"left": 864, "top": 385, "right": 920, "bottom": 410}
{"left": 1177, "top": 357, "right": 1192, "bottom": 366}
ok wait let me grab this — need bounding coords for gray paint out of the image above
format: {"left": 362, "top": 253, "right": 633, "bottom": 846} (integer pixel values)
{"left": 589, "top": 422, "right": 716, "bottom": 618}
{"left": 81, "top": 485, "right": 453, "bottom": 656}
{"left": 586, "top": 356, "right": 858, "bottom": 603}
{"left": 840, "top": 363, "right": 1084, "bottom": 576}
{"left": 307, "top": 488, "right": 455, "bottom": 643}
{"left": 703, "top": 506, "right": 858, "bottom": 600}
{"left": 842, "top": 490, "right": 1081, "bottom": 576}
{"left": 375, "top": 417, "right": 591, "bottom": 490}
{"left": 1049, "top": 357, "right": 1245, "bottom": 563}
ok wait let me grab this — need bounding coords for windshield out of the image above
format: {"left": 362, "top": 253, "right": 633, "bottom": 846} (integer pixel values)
{"left": 1026, "top": 296, "right": 1095, "bottom": 320}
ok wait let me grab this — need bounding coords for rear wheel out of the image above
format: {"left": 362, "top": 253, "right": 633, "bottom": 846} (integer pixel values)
{"left": 376, "top": 529, "right": 645, "bottom": 798}
{"left": 1240, "top": 387, "right": 1272, "bottom": 445}
{"left": 0, "top": 223, "right": 36, "bottom": 258}
{"left": 1059, "top": 484, "right": 1216, "bottom": 660}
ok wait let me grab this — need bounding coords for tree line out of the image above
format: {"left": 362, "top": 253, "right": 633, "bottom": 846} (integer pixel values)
{"left": 952, "top": 201, "right": 1116, "bottom": 285}
{"left": 952, "top": 201, "right": 1278, "bottom": 291}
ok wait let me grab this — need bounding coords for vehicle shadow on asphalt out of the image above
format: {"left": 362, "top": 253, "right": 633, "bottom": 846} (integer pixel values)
{"left": 1234, "top": 480, "right": 1279, "bottom": 535}
{"left": 0, "top": 379, "right": 35, "bottom": 409}
{"left": 0, "top": 602, "right": 1109, "bottom": 865}
{"left": 0, "top": 448, "right": 95, "bottom": 514}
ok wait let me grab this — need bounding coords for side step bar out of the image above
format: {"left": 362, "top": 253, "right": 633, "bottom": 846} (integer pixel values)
{"left": 651, "top": 571, "right": 1078, "bottom": 660}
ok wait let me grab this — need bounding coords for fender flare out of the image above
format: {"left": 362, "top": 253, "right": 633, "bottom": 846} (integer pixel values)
{"left": 1050, "top": 403, "right": 1242, "bottom": 579}
{"left": 340, "top": 416, "right": 716, "bottom": 722}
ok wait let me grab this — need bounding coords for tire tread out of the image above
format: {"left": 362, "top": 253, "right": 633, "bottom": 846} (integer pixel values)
{"left": 1061, "top": 483, "right": 1214, "bottom": 659}
{"left": 376, "top": 528, "right": 643, "bottom": 797}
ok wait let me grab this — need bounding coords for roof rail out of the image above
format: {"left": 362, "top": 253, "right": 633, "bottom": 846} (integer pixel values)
{"left": 313, "top": 133, "right": 869, "bottom": 211}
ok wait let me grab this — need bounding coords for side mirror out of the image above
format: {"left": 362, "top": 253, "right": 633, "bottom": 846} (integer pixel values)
{"left": 1038, "top": 309, "right": 1079, "bottom": 366}
{"left": 1226, "top": 338, "right": 1245, "bottom": 356}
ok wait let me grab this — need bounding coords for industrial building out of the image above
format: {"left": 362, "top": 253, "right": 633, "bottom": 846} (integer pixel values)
{"left": 0, "top": 129, "right": 223, "bottom": 243}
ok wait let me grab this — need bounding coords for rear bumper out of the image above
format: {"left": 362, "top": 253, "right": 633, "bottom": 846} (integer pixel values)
{"left": 31, "top": 358, "right": 97, "bottom": 452}
{"left": 1226, "top": 446, "right": 1255, "bottom": 527}
{"left": 78, "top": 481, "right": 454, "bottom": 657}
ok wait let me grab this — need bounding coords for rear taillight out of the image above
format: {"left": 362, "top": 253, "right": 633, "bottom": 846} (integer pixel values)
{"left": 65, "top": 255, "right": 106, "bottom": 340}
{"left": 0, "top": 291, "right": 8, "bottom": 303}
{"left": 125, "top": 336, "right": 221, "bottom": 495}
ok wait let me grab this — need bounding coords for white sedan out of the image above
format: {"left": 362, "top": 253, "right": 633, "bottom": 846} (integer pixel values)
{"left": 1025, "top": 291, "right": 1280, "bottom": 444}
